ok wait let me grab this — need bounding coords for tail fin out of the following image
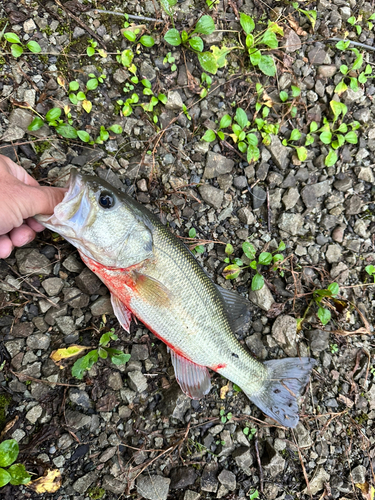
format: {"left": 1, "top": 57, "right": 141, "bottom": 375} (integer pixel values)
{"left": 246, "top": 357, "right": 316, "bottom": 428}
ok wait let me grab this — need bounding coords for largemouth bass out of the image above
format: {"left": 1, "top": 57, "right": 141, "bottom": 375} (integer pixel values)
{"left": 37, "top": 169, "right": 315, "bottom": 427}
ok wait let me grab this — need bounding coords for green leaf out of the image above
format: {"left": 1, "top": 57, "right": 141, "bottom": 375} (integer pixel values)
{"left": 223, "top": 264, "right": 241, "bottom": 280}
{"left": 8, "top": 464, "right": 31, "bottom": 485}
{"left": 87, "top": 46, "right": 95, "bottom": 57}
{"left": 77, "top": 130, "right": 90, "bottom": 142}
{"left": 246, "top": 133, "right": 258, "bottom": 146}
{"left": 349, "top": 77, "right": 359, "bottom": 92}
{"left": 277, "top": 241, "right": 286, "bottom": 251}
{"left": 347, "top": 16, "right": 356, "bottom": 25}
{"left": 140, "top": 35, "right": 155, "bottom": 47}
{"left": 86, "top": 78, "right": 98, "bottom": 90}
{"left": 45, "top": 108, "right": 61, "bottom": 122}
{"left": 26, "top": 40, "right": 41, "bottom": 53}
{"left": 335, "top": 80, "right": 348, "bottom": 95}
{"left": 194, "top": 245, "right": 205, "bottom": 254}
{"left": 325, "top": 149, "right": 337, "bottom": 167}
{"left": 247, "top": 144, "right": 260, "bottom": 162}
{"left": 296, "top": 146, "right": 307, "bottom": 162}
{"left": 258, "top": 55, "right": 276, "bottom": 76}
{"left": 5, "top": 32, "right": 21, "bottom": 44}
{"left": 240, "top": 12, "right": 255, "bottom": 34}
{"left": 235, "top": 108, "right": 248, "bottom": 129}
{"left": 251, "top": 273, "right": 264, "bottom": 291}
{"left": 111, "top": 353, "right": 131, "bottom": 365}
{"left": 279, "top": 91, "right": 288, "bottom": 102}
{"left": 197, "top": 51, "right": 218, "bottom": 74}
{"left": 340, "top": 64, "right": 349, "bottom": 75}
{"left": 336, "top": 40, "right": 350, "bottom": 50}
{"left": 108, "top": 124, "right": 122, "bottom": 134}
{"left": 69, "top": 81, "right": 80, "bottom": 91}
{"left": 202, "top": 129, "right": 216, "bottom": 142}
{"left": 291, "top": 85, "right": 301, "bottom": 97}
{"left": 27, "top": 117, "right": 45, "bottom": 131}
{"left": 11, "top": 44, "right": 23, "bottom": 58}
{"left": 225, "top": 243, "right": 234, "bottom": 255}
{"left": 238, "top": 141, "right": 247, "bottom": 153}
{"left": 98, "top": 347, "right": 108, "bottom": 359}
{"left": 194, "top": 15, "right": 215, "bottom": 35}
{"left": 217, "top": 130, "right": 224, "bottom": 140}
{"left": 327, "top": 282, "right": 339, "bottom": 296}
{"left": 250, "top": 260, "right": 257, "bottom": 270}
{"left": 305, "top": 134, "right": 314, "bottom": 146}
{"left": 290, "top": 129, "right": 302, "bottom": 141}
{"left": 158, "top": 93, "right": 168, "bottom": 104}
{"left": 320, "top": 131, "right": 332, "bottom": 144}
{"left": 330, "top": 100, "right": 347, "bottom": 119}
{"left": 242, "top": 242, "right": 256, "bottom": 259}
{"left": 121, "top": 49, "right": 134, "bottom": 67}
{"left": 77, "top": 91, "right": 86, "bottom": 101}
{"left": 331, "top": 134, "right": 345, "bottom": 149}
{"left": 365, "top": 265, "right": 375, "bottom": 276}
{"left": 258, "top": 252, "right": 272, "bottom": 265}
{"left": 189, "top": 36, "right": 204, "bottom": 52}
{"left": 272, "top": 254, "right": 283, "bottom": 262}
{"left": 219, "top": 114, "right": 232, "bottom": 129}
{"left": 0, "top": 468, "right": 11, "bottom": 487}
{"left": 345, "top": 131, "right": 358, "bottom": 144}
{"left": 261, "top": 30, "right": 278, "bottom": 48}
{"left": 189, "top": 228, "right": 196, "bottom": 238}
{"left": 164, "top": 29, "right": 182, "bottom": 46}
{"left": 249, "top": 48, "right": 261, "bottom": 65}
{"left": 309, "top": 121, "right": 318, "bottom": 133}
{"left": 69, "top": 93, "right": 78, "bottom": 105}
{"left": 71, "top": 350, "right": 98, "bottom": 379}
{"left": 246, "top": 34, "right": 255, "bottom": 49}
{"left": 181, "top": 30, "right": 188, "bottom": 43}
{"left": 55, "top": 124, "right": 78, "bottom": 139}
{"left": 123, "top": 30, "right": 137, "bottom": 42}
{"left": 0, "top": 440, "right": 19, "bottom": 467}
{"left": 317, "top": 306, "right": 331, "bottom": 325}
{"left": 336, "top": 123, "right": 348, "bottom": 133}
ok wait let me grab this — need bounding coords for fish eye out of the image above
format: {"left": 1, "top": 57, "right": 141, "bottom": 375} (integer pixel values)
{"left": 98, "top": 191, "right": 115, "bottom": 209}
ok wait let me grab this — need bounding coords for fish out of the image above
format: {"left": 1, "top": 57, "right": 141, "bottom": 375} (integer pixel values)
{"left": 36, "top": 168, "right": 316, "bottom": 428}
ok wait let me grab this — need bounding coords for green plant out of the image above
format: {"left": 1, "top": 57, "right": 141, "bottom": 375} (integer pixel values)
{"left": 278, "top": 85, "right": 301, "bottom": 118}
{"left": 223, "top": 241, "right": 285, "bottom": 291}
{"left": 188, "top": 228, "right": 205, "bottom": 254}
{"left": 0, "top": 439, "right": 31, "bottom": 487}
{"left": 248, "top": 490, "right": 259, "bottom": 500}
{"left": 163, "top": 51, "right": 177, "bottom": 71}
{"left": 200, "top": 72, "right": 212, "bottom": 98}
{"left": 243, "top": 426, "right": 257, "bottom": 440}
{"left": 239, "top": 12, "right": 283, "bottom": 77}
{"left": 347, "top": 16, "right": 362, "bottom": 35}
{"left": 334, "top": 44, "right": 372, "bottom": 94}
{"left": 122, "top": 26, "right": 155, "bottom": 47}
{"left": 206, "top": 0, "right": 220, "bottom": 8}
{"left": 282, "top": 128, "right": 308, "bottom": 162}
{"left": 292, "top": 3, "right": 317, "bottom": 30}
{"left": 86, "top": 38, "right": 107, "bottom": 58}
{"left": 71, "top": 329, "right": 131, "bottom": 380}
{"left": 365, "top": 264, "right": 375, "bottom": 282}
{"left": 3, "top": 32, "right": 41, "bottom": 57}
{"left": 330, "top": 343, "right": 339, "bottom": 354}
{"left": 370, "top": 366, "right": 375, "bottom": 377}
{"left": 220, "top": 409, "right": 233, "bottom": 423}
{"left": 312, "top": 282, "right": 340, "bottom": 325}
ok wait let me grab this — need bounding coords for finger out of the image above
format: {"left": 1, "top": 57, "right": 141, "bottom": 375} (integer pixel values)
{"left": 0, "top": 154, "right": 40, "bottom": 187}
{"left": 0, "top": 234, "right": 14, "bottom": 259}
{"left": 23, "top": 185, "right": 67, "bottom": 219}
{"left": 26, "top": 217, "right": 46, "bottom": 232}
{"left": 9, "top": 224, "right": 36, "bottom": 247}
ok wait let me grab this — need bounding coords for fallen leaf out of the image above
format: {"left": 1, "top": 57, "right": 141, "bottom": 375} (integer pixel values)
{"left": 337, "top": 394, "right": 354, "bottom": 408}
{"left": 26, "top": 469, "right": 62, "bottom": 493}
{"left": 50, "top": 345, "right": 89, "bottom": 364}
{"left": 356, "top": 482, "right": 375, "bottom": 500}
{"left": 57, "top": 75, "right": 66, "bottom": 87}
{"left": 82, "top": 99, "right": 92, "bottom": 113}
{"left": 220, "top": 382, "right": 230, "bottom": 399}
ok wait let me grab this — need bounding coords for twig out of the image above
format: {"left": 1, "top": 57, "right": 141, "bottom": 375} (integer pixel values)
{"left": 10, "top": 370, "right": 82, "bottom": 387}
{"left": 328, "top": 37, "right": 375, "bottom": 52}
{"left": 0, "top": 279, "right": 58, "bottom": 308}
{"left": 266, "top": 187, "right": 271, "bottom": 232}
{"left": 254, "top": 436, "right": 263, "bottom": 493}
{"left": 89, "top": 9, "right": 163, "bottom": 23}
{"left": 54, "top": 0, "right": 107, "bottom": 50}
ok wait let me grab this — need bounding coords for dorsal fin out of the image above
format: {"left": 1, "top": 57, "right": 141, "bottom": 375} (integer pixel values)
{"left": 215, "top": 285, "right": 251, "bottom": 333}
{"left": 169, "top": 349, "right": 211, "bottom": 399}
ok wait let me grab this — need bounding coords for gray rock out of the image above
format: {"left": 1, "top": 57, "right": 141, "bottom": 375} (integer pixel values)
{"left": 63, "top": 287, "right": 89, "bottom": 308}
{"left": 165, "top": 90, "right": 184, "bottom": 110}
{"left": 271, "top": 315, "right": 297, "bottom": 356}
{"left": 334, "top": 176, "right": 352, "bottom": 192}
{"left": 308, "top": 47, "right": 327, "bottom": 65}
{"left": 131, "top": 344, "right": 149, "bottom": 361}
{"left": 343, "top": 87, "right": 364, "bottom": 105}
{"left": 108, "top": 372, "right": 123, "bottom": 391}
{"left": 113, "top": 68, "right": 129, "bottom": 84}
{"left": 90, "top": 296, "right": 113, "bottom": 316}
{"left": 0, "top": 125, "right": 25, "bottom": 142}
{"left": 73, "top": 26, "right": 86, "bottom": 38}
{"left": 252, "top": 185, "right": 266, "bottom": 209}
{"left": 233, "top": 175, "right": 248, "bottom": 189}
{"left": 307, "top": 329, "right": 330, "bottom": 355}
{"left": 184, "top": 491, "right": 200, "bottom": 500}
{"left": 266, "top": 135, "right": 291, "bottom": 170}
{"left": 5, "top": 339, "right": 25, "bottom": 358}
{"left": 127, "top": 370, "right": 148, "bottom": 393}
{"left": 325, "top": 244, "right": 342, "bottom": 263}
{"left": 16, "top": 249, "right": 52, "bottom": 275}
{"left": 65, "top": 410, "right": 91, "bottom": 429}
{"left": 301, "top": 180, "right": 331, "bottom": 208}
{"left": 199, "top": 184, "right": 224, "bottom": 209}
{"left": 44, "top": 304, "right": 68, "bottom": 326}
{"left": 204, "top": 152, "right": 234, "bottom": 179}
{"left": 278, "top": 213, "right": 303, "bottom": 235}
{"left": 26, "top": 404, "right": 42, "bottom": 424}
{"left": 282, "top": 187, "right": 300, "bottom": 210}
{"left": 357, "top": 166, "right": 374, "bottom": 183}
{"left": 218, "top": 469, "right": 236, "bottom": 490}
{"left": 73, "top": 471, "right": 98, "bottom": 494}
{"left": 201, "top": 462, "right": 218, "bottom": 492}
{"left": 303, "top": 467, "right": 330, "bottom": 495}
{"left": 69, "top": 389, "right": 92, "bottom": 409}
{"left": 27, "top": 334, "right": 50, "bottom": 350}
{"left": 62, "top": 254, "right": 84, "bottom": 273}
{"left": 20, "top": 362, "right": 41, "bottom": 379}
{"left": 170, "top": 467, "right": 197, "bottom": 489}
{"left": 137, "top": 474, "right": 170, "bottom": 500}
{"left": 102, "top": 475, "right": 126, "bottom": 494}
{"left": 295, "top": 422, "right": 313, "bottom": 448}
{"left": 55, "top": 316, "right": 75, "bottom": 335}
{"left": 318, "top": 65, "right": 337, "bottom": 78}
{"left": 140, "top": 61, "right": 156, "bottom": 81}
{"left": 263, "top": 449, "right": 285, "bottom": 477}
{"left": 285, "top": 29, "right": 301, "bottom": 52}
{"left": 249, "top": 284, "right": 275, "bottom": 312}
{"left": 41, "top": 277, "right": 64, "bottom": 296}
{"left": 232, "top": 447, "right": 253, "bottom": 474}
{"left": 237, "top": 206, "right": 255, "bottom": 225}
{"left": 330, "top": 261, "right": 349, "bottom": 283}
{"left": 351, "top": 465, "right": 366, "bottom": 483}
{"left": 12, "top": 322, "right": 34, "bottom": 338}
{"left": 332, "top": 226, "right": 345, "bottom": 243}
{"left": 75, "top": 268, "right": 102, "bottom": 294}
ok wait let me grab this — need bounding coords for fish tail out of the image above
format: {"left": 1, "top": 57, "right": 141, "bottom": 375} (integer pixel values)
{"left": 244, "top": 357, "right": 316, "bottom": 428}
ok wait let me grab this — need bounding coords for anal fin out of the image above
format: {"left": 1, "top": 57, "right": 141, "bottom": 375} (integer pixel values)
{"left": 170, "top": 350, "right": 211, "bottom": 399}
{"left": 111, "top": 294, "right": 132, "bottom": 332}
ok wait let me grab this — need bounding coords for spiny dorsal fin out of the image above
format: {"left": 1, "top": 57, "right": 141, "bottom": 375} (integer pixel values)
{"left": 215, "top": 284, "right": 251, "bottom": 332}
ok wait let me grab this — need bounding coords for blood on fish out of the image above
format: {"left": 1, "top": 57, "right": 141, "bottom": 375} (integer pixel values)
{"left": 211, "top": 363, "right": 227, "bottom": 371}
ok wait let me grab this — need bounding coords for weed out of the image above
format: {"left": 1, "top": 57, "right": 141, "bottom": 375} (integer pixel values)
{"left": 188, "top": 228, "right": 205, "bottom": 254}
{"left": 248, "top": 489, "right": 259, "bottom": 500}
{"left": 3, "top": 32, "right": 41, "bottom": 57}
{"left": 292, "top": 3, "right": 317, "bottom": 30}
{"left": 71, "top": 328, "right": 130, "bottom": 380}
{"left": 330, "top": 343, "right": 339, "bottom": 354}
{"left": 163, "top": 51, "right": 177, "bottom": 71}
{"left": 219, "top": 409, "right": 233, "bottom": 423}
{"left": 365, "top": 265, "right": 375, "bottom": 282}
{"left": 243, "top": 426, "right": 257, "bottom": 440}
{"left": 0, "top": 439, "right": 31, "bottom": 487}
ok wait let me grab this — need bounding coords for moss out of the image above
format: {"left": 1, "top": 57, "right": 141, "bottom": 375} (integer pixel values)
{"left": 56, "top": 24, "right": 71, "bottom": 35}
{"left": 0, "top": 392, "right": 13, "bottom": 431}
{"left": 41, "top": 26, "right": 53, "bottom": 36}
{"left": 87, "top": 487, "right": 106, "bottom": 499}
{"left": 355, "top": 413, "right": 368, "bottom": 425}
{"left": 33, "top": 141, "right": 50, "bottom": 154}
{"left": 38, "top": 54, "right": 49, "bottom": 64}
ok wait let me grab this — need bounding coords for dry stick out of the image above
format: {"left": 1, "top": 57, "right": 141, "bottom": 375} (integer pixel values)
{"left": 292, "top": 429, "right": 312, "bottom": 498}
{"left": 0, "top": 279, "right": 58, "bottom": 308}
{"left": 10, "top": 370, "right": 82, "bottom": 387}
{"left": 54, "top": 0, "right": 107, "bottom": 50}
{"left": 266, "top": 187, "right": 271, "bottom": 232}
{"left": 89, "top": 9, "right": 163, "bottom": 23}
{"left": 254, "top": 436, "right": 264, "bottom": 493}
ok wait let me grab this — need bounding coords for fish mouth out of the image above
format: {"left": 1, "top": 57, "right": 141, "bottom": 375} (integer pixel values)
{"left": 35, "top": 167, "right": 90, "bottom": 241}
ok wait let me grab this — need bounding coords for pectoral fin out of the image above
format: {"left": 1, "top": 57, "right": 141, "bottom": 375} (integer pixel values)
{"left": 111, "top": 294, "right": 132, "bottom": 332}
{"left": 170, "top": 349, "right": 211, "bottom": 399}
{"left": 133, "top": 271, "right": 171, "bottom": 307}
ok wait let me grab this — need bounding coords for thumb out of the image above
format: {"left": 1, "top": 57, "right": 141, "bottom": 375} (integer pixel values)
{"left": 25, "top": 185, "right": 67, "bottom": 217}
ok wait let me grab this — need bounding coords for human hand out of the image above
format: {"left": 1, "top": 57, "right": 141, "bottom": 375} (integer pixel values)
{"left": 0, "top": 154, "right": 66, "bottom": 259}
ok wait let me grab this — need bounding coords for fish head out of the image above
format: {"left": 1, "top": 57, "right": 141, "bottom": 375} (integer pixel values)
{"left": 36, "top": 168, "right": 153, "bottom": 268}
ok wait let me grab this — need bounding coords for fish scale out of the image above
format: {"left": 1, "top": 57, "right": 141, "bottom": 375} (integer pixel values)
{"left": 36, "top": 168, "right": 316, "bottom": 428}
